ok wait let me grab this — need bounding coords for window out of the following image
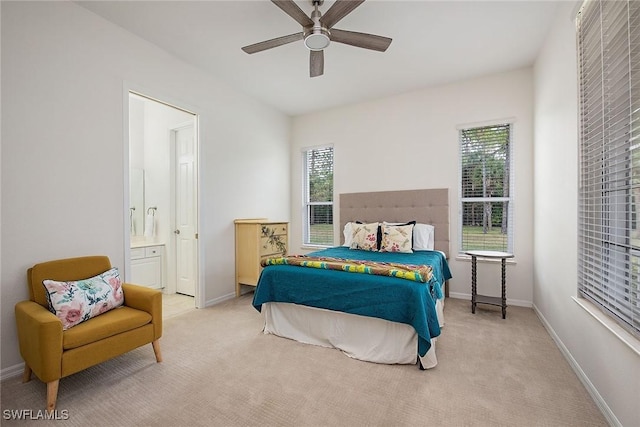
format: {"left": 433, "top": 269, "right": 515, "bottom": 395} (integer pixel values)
{"left": 459, "top": 123, "right": 514, "bottom": 253}
{"left": 577, "top": 0, "right": 639, "bottom": 337}
{"left": 303, "top": 146, "right": 334, "bottom": 246}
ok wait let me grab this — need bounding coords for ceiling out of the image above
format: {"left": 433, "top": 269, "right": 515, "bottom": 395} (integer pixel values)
{"left": 77, "top": 0, "right": 560, "bottom": 116}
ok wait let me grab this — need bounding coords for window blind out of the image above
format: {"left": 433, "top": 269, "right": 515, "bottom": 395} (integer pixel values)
{"left": 303, "top": 146, "right": 334, "bottom": 246}
{"left": 459, "top": 123, "right": 514, "bottom": 253}
{"left": 577, "top": 0, "right": 640, "bottom": 337}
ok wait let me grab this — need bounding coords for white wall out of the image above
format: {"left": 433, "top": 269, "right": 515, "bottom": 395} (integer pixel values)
{"left": 533, "top": 2, "right": 639, "bottom": 426}
{"left": 129, "top": 97, "right": 145, "bottom": 171}
{"left": 290, "top": 69, "right": 534, "bottom": 305}
{"left": 129, "top": 96, "right": 146, "bottom": 235}
{"left": 0, "top": 1, "right": 290, "bottom": 373}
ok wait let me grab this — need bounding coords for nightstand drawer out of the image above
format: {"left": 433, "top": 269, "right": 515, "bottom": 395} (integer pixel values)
{"left": 262, "top": 224, "right": 287, "bottom": 236}
{"left": 260, "top": 236, "right": 287, "bottom": 256}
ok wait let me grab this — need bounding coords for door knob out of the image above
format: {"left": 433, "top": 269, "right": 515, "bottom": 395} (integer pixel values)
{"left": 174, "top": 229, "right": 181, "bottom": 234}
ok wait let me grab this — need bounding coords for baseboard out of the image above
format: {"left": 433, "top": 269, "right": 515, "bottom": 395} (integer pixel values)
{"left": 448, "top": 292, "right": 532, "bottom": 308}
{"left": 1, "top": 362, "right": 24, "bottom": 382}
{"left": 204, "top": 291, "right": 236, "bottom": 307}
{"left": 533, "top": 304, "right": 621, "bottom": 427}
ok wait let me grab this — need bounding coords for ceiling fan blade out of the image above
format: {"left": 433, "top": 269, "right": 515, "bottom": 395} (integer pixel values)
{"left": 330, "top": 28, "right": 392, "bottom": 52}
{"left": 271, "top": 0, "right": 314, "bottom": 27}
{"left": 310, "top": 50, "right": 324, "bottom": 78}
{"left": 320, "top": 0, "right": 365, "bottom": 29}
{"left": 242, "top": 32, "right": 304, "bottom": 54}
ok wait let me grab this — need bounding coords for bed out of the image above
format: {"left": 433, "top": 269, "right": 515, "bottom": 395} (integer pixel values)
{"left": 252, "top": 188, "right": 451, "bottom": 369}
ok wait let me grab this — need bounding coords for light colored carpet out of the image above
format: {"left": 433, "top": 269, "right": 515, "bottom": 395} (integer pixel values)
{"left": 1, "top": 296, "right": 607, "bottom": 426}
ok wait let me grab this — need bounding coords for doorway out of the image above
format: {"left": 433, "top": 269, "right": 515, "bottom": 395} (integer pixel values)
{"left": 127, "top": 91, "right": 199, "bottom": 313}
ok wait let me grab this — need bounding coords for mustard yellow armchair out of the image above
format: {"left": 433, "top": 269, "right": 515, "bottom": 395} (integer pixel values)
{"left": 15, "top": 256, "right": 162, "bottom": 411}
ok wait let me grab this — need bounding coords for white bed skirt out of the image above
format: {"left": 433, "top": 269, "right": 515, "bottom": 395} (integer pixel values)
{"left": 261, "top": 298, "right": 444, "bottom": 369}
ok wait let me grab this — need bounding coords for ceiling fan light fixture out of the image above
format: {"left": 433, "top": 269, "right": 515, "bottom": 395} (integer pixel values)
{"left": 304, "top": 30, "right": 330, "bottom": 51}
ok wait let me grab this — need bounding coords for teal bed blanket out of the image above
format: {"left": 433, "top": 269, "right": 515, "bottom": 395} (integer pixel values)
{"left": 252, "top": 247, "right": 452, "bottom": 356}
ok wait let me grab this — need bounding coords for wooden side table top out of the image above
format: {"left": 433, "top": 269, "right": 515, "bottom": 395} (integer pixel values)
{"left": 465, "top": 250, "right": 514, "bottom": 259}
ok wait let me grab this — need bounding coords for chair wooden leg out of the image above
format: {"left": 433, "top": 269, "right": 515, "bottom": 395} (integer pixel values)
{"left": 152, "top": 339, "right": 162, "bottom": 362}
{"left": 46, "top": 380, "right": 59, "bottom": 413}
{"left": 22, "top": 364, "right": 32, "bottom": 383}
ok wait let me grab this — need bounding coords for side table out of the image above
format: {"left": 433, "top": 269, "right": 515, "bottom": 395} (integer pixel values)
{"left": 465, "top": 250, "right": 514, "bottom": 319}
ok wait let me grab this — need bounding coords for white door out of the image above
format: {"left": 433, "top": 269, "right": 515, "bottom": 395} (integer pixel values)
{"left": 174, "top": 123, "right": 197, "bottom": 296}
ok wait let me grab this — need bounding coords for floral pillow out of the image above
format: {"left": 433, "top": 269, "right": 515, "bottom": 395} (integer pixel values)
{"left": 43, "top": 267, "right": 124, "bottom": 330}
{"left": 380, "top": 223, "right": 414, "bottom": 253}
{"left": 349, "top": 222, "right": 379, "bottom": 251}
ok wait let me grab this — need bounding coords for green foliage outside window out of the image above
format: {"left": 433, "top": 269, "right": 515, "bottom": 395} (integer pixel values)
{"left": 460, "top": 124, "right": 512, "bottom": 252}
{"left": 305, "top": 147, "right": 334, "bottom": 245}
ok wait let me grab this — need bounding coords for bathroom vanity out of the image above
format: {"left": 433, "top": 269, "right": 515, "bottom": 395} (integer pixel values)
{"left": 130, "top": 241, "right": 165, "bottom": 290}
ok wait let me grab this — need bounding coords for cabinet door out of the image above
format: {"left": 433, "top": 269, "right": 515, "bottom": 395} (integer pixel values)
{"left": 131, "top": 256, "right": 162, "bottom": 289}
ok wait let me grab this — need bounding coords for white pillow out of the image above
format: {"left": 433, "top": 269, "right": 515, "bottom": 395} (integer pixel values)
{"left": 413, "top": 223, "right": 435, "bottom": 250}
{"left": 343, "top": 222, "right": 356, "bottom": 246}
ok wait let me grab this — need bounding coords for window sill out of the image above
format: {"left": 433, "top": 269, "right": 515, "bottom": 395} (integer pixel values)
{"left": 572, "top": 296, "right": 640, "bottom": 357}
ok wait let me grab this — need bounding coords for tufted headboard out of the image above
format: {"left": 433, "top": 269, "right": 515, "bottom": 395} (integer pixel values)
{"left": 339, "top": 188, "right": 450, "bottom": 258}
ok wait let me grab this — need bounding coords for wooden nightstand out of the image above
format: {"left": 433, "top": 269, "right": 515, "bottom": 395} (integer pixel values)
{"left": 234, "top": 219, "right": 288, "bottom": 297}
{"left": 465, "top": 250, "right": 513, "bottom": 319}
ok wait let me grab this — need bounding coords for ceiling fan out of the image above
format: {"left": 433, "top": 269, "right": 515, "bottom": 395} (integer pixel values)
{"left": 241, "top": 0, "right": 392, "bottom": 78}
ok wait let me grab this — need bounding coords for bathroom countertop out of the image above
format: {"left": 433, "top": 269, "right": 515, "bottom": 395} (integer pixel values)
{"left": 130, "top": 239, "right": 165, "bottom": 249}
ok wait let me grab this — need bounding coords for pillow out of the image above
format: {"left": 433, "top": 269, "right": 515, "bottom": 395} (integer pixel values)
{"left": 383, "top": 221, "right": 434, "bottom": 250}
{"left": 43, "top": 267, "right": 124, "bottom": 330}
{"left": 382, "top": 221, "right": 417, "bottom": 249}
{"left": 342, "top": 221, "right": 363, "bottom": 247}
{"left": 349, "top": 222, "right": 379, "bottom": 251}
{"left": 413, "top": 223, "right": 435, "bottom": 250}
{"left": 380, "top": 223, "right": 414, "bottom": 253}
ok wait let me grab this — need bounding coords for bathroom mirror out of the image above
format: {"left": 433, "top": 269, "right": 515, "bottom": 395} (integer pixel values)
{"left": 129, "top": 168, "right": 144, "bottom": 236}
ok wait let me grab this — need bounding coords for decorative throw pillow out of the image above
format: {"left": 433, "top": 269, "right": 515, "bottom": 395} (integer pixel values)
{"left": 380, "top": 223, "right": 414, "bottom": 253}
{"left": 382, "top": 221, "right": 416, "bottom": 249}
{"left": 349, "top": 222, "right": 379, "bottom": 251}
{"left": 43, "top": 267, "right": 124, "bottom": 330}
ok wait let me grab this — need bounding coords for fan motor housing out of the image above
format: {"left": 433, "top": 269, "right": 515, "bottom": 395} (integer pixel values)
{"left": 304, "top": 27, "right": 330, "bottom": 51}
